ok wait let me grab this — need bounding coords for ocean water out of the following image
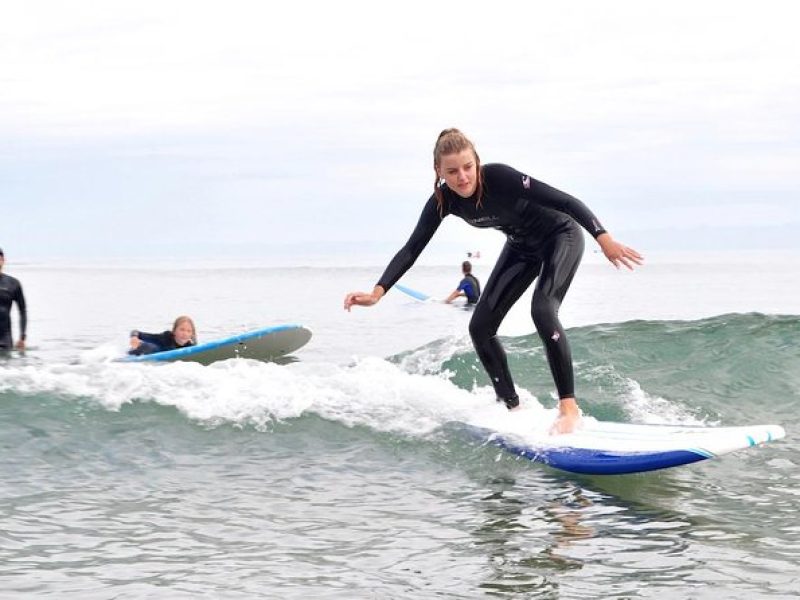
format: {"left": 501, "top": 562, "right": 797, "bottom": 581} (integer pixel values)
{"left": 1, "top": 252, "right": 799, "bottom": 599}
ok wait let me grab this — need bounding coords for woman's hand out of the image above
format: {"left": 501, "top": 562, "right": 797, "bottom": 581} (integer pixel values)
{"left": 344, "top": 286, "right": 385, "bottom": 311}
{"left": 596, "top": 233, "right": 643, "bottom": 270}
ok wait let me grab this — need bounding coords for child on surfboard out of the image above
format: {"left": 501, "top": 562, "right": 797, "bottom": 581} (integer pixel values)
{"left": 128, "top": 315, "right": 197, "bottom": 356}
{"left": 344, "top": 128, "right": 642, "bottom": 434}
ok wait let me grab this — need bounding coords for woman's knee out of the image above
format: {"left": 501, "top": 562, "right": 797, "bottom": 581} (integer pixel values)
{"left": 531, "top": 295, "right": 559, "bottom": 330}
{"left": 468, "top": 311, "right": 495, "bottom": 342}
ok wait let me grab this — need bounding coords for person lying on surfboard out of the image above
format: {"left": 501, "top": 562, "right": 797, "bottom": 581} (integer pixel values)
{"left": 128, "top": 315, "right": 197, "bottom": 356}
{"left": 344, "top": 128, "right": 642, "bottom": 434}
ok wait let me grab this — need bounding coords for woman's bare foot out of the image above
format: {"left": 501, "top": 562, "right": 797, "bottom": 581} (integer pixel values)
{"left": 549, "top": 397, "right": 582, "bottom": 435}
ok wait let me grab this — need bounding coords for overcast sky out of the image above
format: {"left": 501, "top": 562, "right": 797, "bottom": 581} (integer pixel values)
{"left": 2, "top": 1, "right": 799, "bottom": 263}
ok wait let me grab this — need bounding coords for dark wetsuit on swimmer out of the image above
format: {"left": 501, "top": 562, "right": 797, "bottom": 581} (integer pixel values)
{"left": 376, "top": 163, "right": 607, "bottom": 409}
{"left": 458, "top": 273, "right": 481, "bottom": 304}
{"left": 0, "top": 273, "right": 27, "bottom": 351}
{"left": 128, "top": 330, "right": 195, "bottom": 356}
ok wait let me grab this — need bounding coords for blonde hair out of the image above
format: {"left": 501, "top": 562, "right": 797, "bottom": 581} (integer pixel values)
{"left": 432, "top": 128, "right": 483, "bottom": 212}
{"left": 172, "top": 315, "right": 197, "bottom": 344}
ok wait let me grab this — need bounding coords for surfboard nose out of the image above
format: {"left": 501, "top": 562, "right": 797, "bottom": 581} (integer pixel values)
{"left": 762, "top": 425, "right": 786, "bottom": 444}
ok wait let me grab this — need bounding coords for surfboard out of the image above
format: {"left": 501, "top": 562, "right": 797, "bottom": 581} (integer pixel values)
{"left": 121, "top": 324, "right": 312, "bottom": 365}
{"left": 394, "top": 283, "right": 431, "bottom": 302}
{"left": 485, "top": 421, "right": 786, "bottom": 475}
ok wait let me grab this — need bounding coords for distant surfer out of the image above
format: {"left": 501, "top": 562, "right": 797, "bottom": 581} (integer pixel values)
{"left": 445, "top": 260, "right": 481, "bottom": 305}
{"left": 0, "top": 248, "right": 27, "bottom": 353}
{"left": 344, "top": 128, "right": 642, "bottom": 434}
{"left": 128, "top": 315, "right": 197, "bottom": 355}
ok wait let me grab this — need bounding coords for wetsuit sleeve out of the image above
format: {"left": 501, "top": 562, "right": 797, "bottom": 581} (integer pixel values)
{"left": 494, "top": 164, "right": 608, "bottom": 238}
{"left": 376, "top": 196, "right": 444, "bottom": 292}
{"left": 534, "top": 180, "right": 607, "bottom": 238}
{"left": 13, "top": 283, "right": 26, "bottom": 341}
{"left": 135, "top": 331, "right": 166, "bottom": 345}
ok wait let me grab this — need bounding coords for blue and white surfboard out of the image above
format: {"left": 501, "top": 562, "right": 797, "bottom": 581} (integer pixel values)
{"left": 487, "top": 421, "right": 785, "bottom": 475}
{"left": 394, "top": 283, "right": 431, "bottom": 302}
{"left": 121, "top": 324, "right": 312, "bottom": 365}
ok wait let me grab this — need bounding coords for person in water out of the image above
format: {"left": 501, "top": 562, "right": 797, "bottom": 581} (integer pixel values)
{"left": 344, "top": 128, "right": 642, "bottom": 434}
{"left": 128, "top": 315, "right": 197, "bottom": 356}
{"left": 0, "top": 248, "right": 27, "bottom": 352}
{"left": 445, "top": 260, "right": 481, "bottom": 305}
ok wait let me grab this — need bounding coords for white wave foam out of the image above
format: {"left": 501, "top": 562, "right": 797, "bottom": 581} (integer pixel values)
{"left": 582, "top": 364, "right": 709, "bottom": 426}
{"left": 620, "top": 378, "right": 710, "bottom": 425}
{"left": 3, "top": 342, "right": 717, "bottom": 446}
{"left": 395, "top": 334, "right": 475, "bottom": 376}
{"left": 0, "top": 356, "right": 559, "bottom": 437}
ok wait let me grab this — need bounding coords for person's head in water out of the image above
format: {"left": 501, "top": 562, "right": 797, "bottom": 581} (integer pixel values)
{"left": 462, "top": 260, "right": 472, "bottom": 275}
{"left": 433, "top": 128, "right": 483, "bottom": 210}
{"left": 172, "top": 315, "right": 197, "bottom": 346}
{"left": 0, "top": 247, "right": 4, "bottom": 272}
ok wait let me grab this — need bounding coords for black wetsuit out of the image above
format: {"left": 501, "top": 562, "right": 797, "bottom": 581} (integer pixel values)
{"left": 0, "top": 273, "right": 27, "bottom": 350}
{"left": 128, "top": 330, "right": 195, "bottom": 356}
{"left": 376, "top": 163, "right": 607, "bottom": 408}
{"left": 458, "top": 274, "right": 481, "bottom": 304}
